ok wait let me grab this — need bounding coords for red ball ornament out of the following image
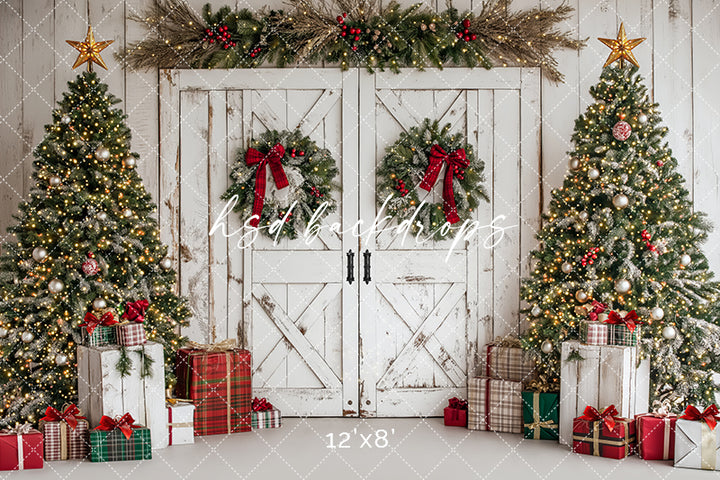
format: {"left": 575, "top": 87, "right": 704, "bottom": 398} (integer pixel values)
{"left": 462, "top": 18, "right": 471, "bottom": 28}
{"left": 82, "top": 253, "right": 99, "bottom": 276}
{"left": 612, "top": 121, "right": 632, "bottom": 141}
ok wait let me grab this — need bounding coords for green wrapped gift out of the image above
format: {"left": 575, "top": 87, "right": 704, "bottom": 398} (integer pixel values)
{"left": 90, "top": 414, "right": 152, "bottom": 462}
{"left": 522, "top": 391, "right": 559, "bottom": 440}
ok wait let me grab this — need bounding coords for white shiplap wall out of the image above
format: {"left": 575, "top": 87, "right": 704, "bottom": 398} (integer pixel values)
{"left": 1, "top": 0, "right": 719, "bottom": 271}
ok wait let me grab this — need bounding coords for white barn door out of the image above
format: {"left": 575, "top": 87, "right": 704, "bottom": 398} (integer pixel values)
{"left": 160, "top": 69, "right": 360, "bottom": 416}
{"left": 358, "top": 69, "right": 541, "bottom": 416}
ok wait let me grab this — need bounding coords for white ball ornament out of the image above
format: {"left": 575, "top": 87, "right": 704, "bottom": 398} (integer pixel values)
{"left": 568, "top": 158, "right": 580, "bottom": 171}
{"left": 680, "top": 254, "right": 691, "bottom": 266}
{"left": 662, "top": 325, "right": 677, "bottom": 340}
{"left": 613, "top": 194, "right": 629, "bottom": 209}
{"left": 60, "top": 115, "right": 71, "bottom": 125}
{"left": 49, "top": 175, "right": 61, "bottom": 187}
{"left": 651, "top": 307, "right": 665, "bottom": 321}
{"left": 97, "top": 211, "right": 108, "bottom": 221}
{"left": 0, "top": 327, "right": 7, "bottom": 338}
{"left": 615, "top": 279, "right": 631, "bottom": 294}
{"left": 95, "top": 147, "right": 110, "bottom": 161}
{"left": 122, "top": 208, "right": 132, "bottom": 218}
{"left": 637, "top": 113, "right": 648, "bottom": 124}
{"left": 54, "top": 353, "right": 68, "bottom": 366}
{"left": 48, "top": 278, "right": 64, "bottom": 294}
{"left": 541, "top": 340, "right": 553, "bottom": 354}
{"left": 561, "top": 262, "right": 573, "bottom": 274}
{"left": 588, "top": 168, "right": 600, "bottom": 180}
{"left": 160, "top": 257, "right": 173, "bottom": 270}
{"left": 21, "top": 331, "right": 34, "bottom": 343}
{"left": 575, "top": 290, "right": 589, "bottom": 303}
{"left": 92, "top": 298, "right": 107, "bottom": 310}
{"left": 32, "top": 247, "right": 47, "bottom": 262}
{"left": 531, "top": 305, "right": 542, "bottom": 317}
{"left": 123, "top": 157, "right": 136, "bottom": 168}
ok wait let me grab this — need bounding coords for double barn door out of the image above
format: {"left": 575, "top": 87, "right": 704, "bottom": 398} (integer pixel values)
{"left": 159, "top": 68, "right": 540, "bottom": 416}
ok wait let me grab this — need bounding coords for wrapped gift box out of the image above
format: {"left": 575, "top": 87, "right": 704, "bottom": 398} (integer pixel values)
{"left": 89, "top": 418, "right": 152, "bottom": 462}
{"left": 674, "top": 406, "right": 720, "bottom": 470}
{"left": 116, "top": 323, "right": 146, "bottom": 347}
{"left": 468, "top": 377, "right": 522, "bottom": 433}
{"left": 175, "top": 344, "right": 252, "bottom": 435}
{"left": 251, "top": 410, "right": 282, "bottom": 429}
{"left": 166, "top": 401, "right": 195, "bottom": 445}
{"left": 522, "top": 391, "right": 559, "bottom": 440}
{"left": 444, "top": 397, "right": 468, "bottom": 427}
{"left": 84, "top": 325, "right": 116, "bottom": 347}
{"left": 636, "top": 413, "right": 676, "bottom": 460}
{"left": 559, "top": 340, "right": 649, "bottom": 446}
{"left": 484, "top": 340, "right": 535, "bottom": 382}
{"left": 0, "top": 426, "right": 43, "bottom": 471}
{"left": 77, "top": 341, "right": 167, "bottom": 449}
{"left": 579, "top": 321, "right": 608, "bottom": 346}
{"left": 39, "top": 405, "right": 90, "bottom": 461}
{"left": 572, "top": 408, "right": 636, "bottom": 459}
{"left": 607, "top": 324, "right": 640, "bottom": 347}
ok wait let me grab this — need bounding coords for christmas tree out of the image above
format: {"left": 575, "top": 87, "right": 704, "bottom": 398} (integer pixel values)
{"left": 521, "top": 25, "right": 720, "bottom": 409}
{"left": 0, "top": 27, "right": 190, "bottom": 426}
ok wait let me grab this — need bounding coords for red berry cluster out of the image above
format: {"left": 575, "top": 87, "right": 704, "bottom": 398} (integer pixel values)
{"left": 279, "top": 211, "right": 293, "bottom": 223}
{"left": 453, "top": 164, "right": 466, "bottom": 180}
{"left": 249, "top": 45, "right": 262, "bottom": 58}
{"left": 204, "top": 24, "right": 236, "bottom": 49}
{"left": 337, "top": 13, "right": 362, "bottom": 51}
{"left": 641, "top": 229, "right": 658, "bottom": 252}
{"left": 290, "top": 148, "right": 305, "bottom": 158}
{"left": 309, "top": 186, "right": 325, "bottom": 198}
{"left": 395, "top": 178, "right": 409, "bottom": 197}
{"left": 581, "top": 247, "right": 600, "bottom": 266}
{"left": 456, "top": 18, "right": 476, "bottom": 42}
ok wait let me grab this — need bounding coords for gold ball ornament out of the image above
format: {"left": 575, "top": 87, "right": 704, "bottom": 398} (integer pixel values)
{"left": 541, "top": 340, "right": 553, "bottom": 354}
{"left": 568, "top": 158, "right": 580, "bottom": 171}
{"left": 613, "top": 194, "right": 629, "bottom": 209}
{"left": 95, "top": 147, "right": 110, "bottom": 161}
{"left": 575, "top": 290, "right": 589, "bottom": 303}
{"left": 588, "top": 168, "right": 600, "bottom": 180}
{"left": 32, "top": 247, "right": 48, "bottom": 262}
{"left": 561, "top": 262, "right": 573, "bottom": 274}
{"left": 48, "top": 278, "right": 64, "bottom": 294}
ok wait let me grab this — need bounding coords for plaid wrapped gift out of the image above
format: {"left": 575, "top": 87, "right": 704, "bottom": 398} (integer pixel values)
{"left": 175, "top": 340, "right": 252, "bottom": 435}
{"left": 0, "top": 425, "right": 43, "bottom": 471}
{"left": 166, "top": 400, "right": 195, "bottom": 445}
{"left": 80, "top": 309, "right": 118, "bottom": 347}
{"left": 579, "top": 320, "right": 608, "bottom": 345}
{"left": 251, "top": 410, "right": 282, "bottom": 429}
{"left": 84, "top": 325, "right": 116, "bottom": 347}
{"left": 90, "top": 414, "right": 152, "bottom": 462}
{"left": 572, "top": 405, "right": 636, "bottom": 459}
{"left": 116, "top": 323, "right": 146, "bottom": 346}
{"left": 39, "top": 404, "right": 90, "bottom": 461}
{"left": 485, "top": 339, "right": 535, "bottom": 382}
{"left": 468, "top": 377, "right": 523, "bottom": 433}
{"left": 636, "top": 412, "right": 676, "bottom": 460}
{"left": 605, "top": 310, "right": 642, "bottom": 346}
{"left": 522, "top": 391, "right": 559, "bottom": 440}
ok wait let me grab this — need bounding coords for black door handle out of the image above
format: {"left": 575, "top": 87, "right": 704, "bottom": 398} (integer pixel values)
{"left": 363, "top": 249, "right": 371, "bottom": 284}
{"left": 346, "top": 250, "right": 354, "bottom": 284}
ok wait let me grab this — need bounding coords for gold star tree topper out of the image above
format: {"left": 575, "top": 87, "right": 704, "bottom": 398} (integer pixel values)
{"left": 66, "top": 26, "right": 114, "bottom": 72}
{"left": 598, "top": 23, "right": 645, "bottom": 68}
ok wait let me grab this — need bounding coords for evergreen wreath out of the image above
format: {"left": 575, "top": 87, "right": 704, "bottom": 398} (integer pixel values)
{"left": 222, "top": 129, "right": 339, "bottom": 239}
{"left": 376, "top": 119, "right": 488, "bottom": 240}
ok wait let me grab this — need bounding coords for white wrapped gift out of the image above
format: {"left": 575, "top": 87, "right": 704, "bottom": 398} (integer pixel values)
{"left": 165, "top": 401, "right": 195, "bottom": 446}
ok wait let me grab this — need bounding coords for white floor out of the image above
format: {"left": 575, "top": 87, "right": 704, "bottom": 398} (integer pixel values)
{"left": 1, "top": 418, "right": 708, "bottom": 480}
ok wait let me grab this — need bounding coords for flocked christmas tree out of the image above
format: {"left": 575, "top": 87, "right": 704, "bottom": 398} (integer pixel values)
{"left": 0, "top": 27, "right": 190, "bottom": 426}
{"left": 521, "top": 24, "right": 720, "bottom": 409}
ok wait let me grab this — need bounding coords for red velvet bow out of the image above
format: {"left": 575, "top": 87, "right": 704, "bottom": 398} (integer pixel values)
{"left": 121, "top": 299, "right": 149, "bottom": 323}
{"left": 580, "top": 405, "right": 619, "bottom": 432}
{"left": 588, "top": 301, "right": 607, "bottom": 322}
{"left": 448, "top": 397, "right": 468, "bottom": 410}
{"left": 604, "top": 310, "right": 642, "bottom": 333}
{"left": 252, "top": 397, "right": 274, "bottom": 412}
{"left": 245, "top": 143, "right": 289, "bottom": 228}
{"left": 93, "top": 413, "right": 141, "bottom": 440}
{"left": 419, "top": 144, "right": 469, "bottom": 224}
{"left": 680, "top": 404, "right": 720, "bottom": 431}
{"left": 40, "top": 404, "right": 85, "bottom": 430}
{"left": 79, "top": 310, "right": 117, "bottom": 335}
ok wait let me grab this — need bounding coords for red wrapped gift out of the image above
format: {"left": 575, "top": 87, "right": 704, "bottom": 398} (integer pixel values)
{"left": 175, "top": 339, "right": 252, "bottom": 436}
{"left": 636, "top": 411, "right": 676, "bottom": 460}
{"left": 444, "top": 397, "right": 468, "bottom": 427}
{"left": 39, "top": 404, "right": 90, "bottom": 461}
{"left": 0, "top": 424, "right": 44, "bottom": 471}
{"left": 572, "top": 405, "right": 636, "bottom": 459}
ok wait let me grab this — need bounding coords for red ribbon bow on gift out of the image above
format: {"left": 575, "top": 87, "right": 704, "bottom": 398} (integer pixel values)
{"left": 93, "top": 413, "right": 141, "bottom": 440}
{"left": 121, "top": 299, "right": 149, "bottom": 323}
{"left": 580, "top": 405, "right": 619, "bottom": 432}
{"left": 79, "top": 310, "right": 117, "bottom": 335}
{"left": 448, "top": 397, "right": 468, "bottom": 410}
{"left": 252, "top": 397, "right": 274, "bottom": 412}
{"left": 680, "top": 404, "right": 720, "bottom": 431}
{"left": 40, "top": 404, "right": 85, "bottom": 430}
{"left": 419, "top": 144, "right": 469, "bottom": 224}
{"left": 588, "top": 301, "right": 607, "bottom": 322}
{"left": 245, "top": 143, "right": 289, "bottom": 228}
{"left": 604, "top": 310, "right": 643, "bottom": 333}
